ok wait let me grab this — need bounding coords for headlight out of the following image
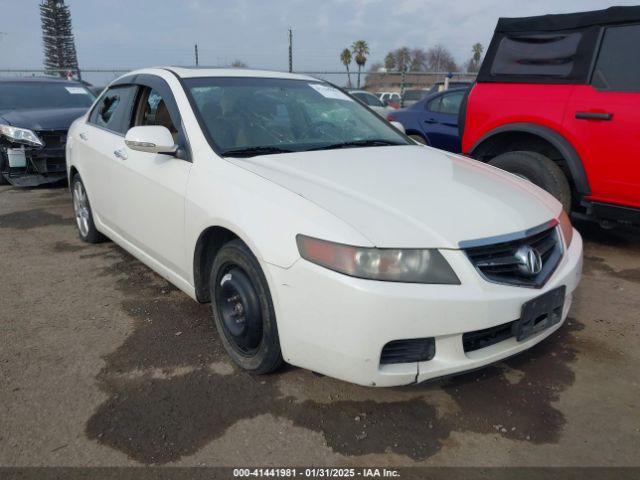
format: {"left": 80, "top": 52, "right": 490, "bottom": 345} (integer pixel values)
{"left": 558, "top": 210, "right": 573, "bottom": 248}
{"left": 296, "top": 234, "right": 460, "bottom": 284}
{"left": 0, "top": 124, "right": 44, "bottom": 147}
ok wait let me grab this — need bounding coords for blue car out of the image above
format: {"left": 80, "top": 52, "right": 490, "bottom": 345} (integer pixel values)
{"left": 388, "top": 88, "right": 467, "bottom": 153}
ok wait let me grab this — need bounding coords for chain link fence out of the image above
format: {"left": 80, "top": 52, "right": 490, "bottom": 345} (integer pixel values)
{"left": 0, "top": 68, "right": 476, "bottom": 99}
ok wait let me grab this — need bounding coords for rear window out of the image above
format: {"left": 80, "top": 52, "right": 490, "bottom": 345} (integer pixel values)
{"left": 0, "top": 82, "right": 95, "bottom": 110}
{"left": 491, "top": 33, "right": 582, "bottom": 78}
{"left": 592, "top": 24, "right": 640, "bottom": 91}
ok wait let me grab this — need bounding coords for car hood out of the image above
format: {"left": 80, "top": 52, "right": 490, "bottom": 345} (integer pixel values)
{"left": 0, "top": 107, "right": 87, "bottom": 131}
{"left": 229, "top": 145, "right": 561, "bottom": 249}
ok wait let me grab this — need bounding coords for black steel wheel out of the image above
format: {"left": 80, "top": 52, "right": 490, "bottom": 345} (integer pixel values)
{"left": 210, "top": 239, "right": 283, "bottom": 374}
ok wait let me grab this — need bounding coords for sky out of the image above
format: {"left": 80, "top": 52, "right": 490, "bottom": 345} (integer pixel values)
{"left": 0, "top": 0, "right": 637, "bottom": 85}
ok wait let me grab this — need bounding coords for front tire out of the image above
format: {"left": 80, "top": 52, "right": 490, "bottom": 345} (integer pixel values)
{"left": 209, "top": 239, "right": 283, "bottom": 374}
{"left": 488, "top": 151, "right": 572, "bottom": 211}
{"left": 71, "top": 174, "right": 105, "bottom": 243}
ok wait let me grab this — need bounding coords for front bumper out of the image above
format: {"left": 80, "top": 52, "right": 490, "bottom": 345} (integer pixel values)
{"left": 1, "top": 130, "right": 68, "bottom": 187}
{"left": 266, "top": 230, "right": 583, "bottom": 387}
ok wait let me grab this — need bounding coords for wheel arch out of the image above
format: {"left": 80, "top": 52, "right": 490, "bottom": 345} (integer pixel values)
{"left": 192, "top": 225, "right": 240, "bottom": 303}
{"left": 469, "top": 123, "right": 590, "bottom": 196}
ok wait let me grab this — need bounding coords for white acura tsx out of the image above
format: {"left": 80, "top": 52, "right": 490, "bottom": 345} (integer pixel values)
{"left": 66, "top": 67, "right": 583, "bottom": 387}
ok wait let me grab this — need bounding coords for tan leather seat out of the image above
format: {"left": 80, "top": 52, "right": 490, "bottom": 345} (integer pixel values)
{"left": 155, "top": 100, "right": 178, "bottom": 142}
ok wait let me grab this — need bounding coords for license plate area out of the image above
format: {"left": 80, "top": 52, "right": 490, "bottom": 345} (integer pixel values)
{"left": 514, "top": 286, "right": 566, "bottom": 341}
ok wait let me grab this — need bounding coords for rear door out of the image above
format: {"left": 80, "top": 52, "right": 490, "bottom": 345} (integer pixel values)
{"left": 564, "top": 23, "right": 640, "bottom": 208}
{"left": 114, "top": 76, "right": 192, "bottom": 278}
{"left": 422, "top": 90, "right": 464, "bottom": 152}
{"left": 75, "top": 85, "right": 137, "bottom": 230}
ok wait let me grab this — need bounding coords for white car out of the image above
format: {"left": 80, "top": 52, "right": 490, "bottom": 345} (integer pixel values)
{"left": 66, "top": 67, "right": 583, "bottom": 387}
{"left": 378, "top": 91, "right": 401, "bottom": 106}
{"left": 347, "top": 89, "right": 394, "bottom": 117}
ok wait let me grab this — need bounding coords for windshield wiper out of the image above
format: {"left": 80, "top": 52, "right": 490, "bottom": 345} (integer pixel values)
{"left": 306, "top": 139, "right": 404, "bottom": 152}
{"left": 222, "top": 146, "right": 294, "bottom": 158}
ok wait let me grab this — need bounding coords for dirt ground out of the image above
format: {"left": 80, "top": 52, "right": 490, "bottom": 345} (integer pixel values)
{"left": 1, "top": 185, "right": 639, "bottom": 467}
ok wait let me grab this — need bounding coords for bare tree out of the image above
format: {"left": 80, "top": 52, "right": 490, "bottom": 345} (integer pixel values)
{"left": 426, "top": 44, "right": 458, "bottom": 72}
{"left": 410, "top": 48, "right": 428, "bottom": 71}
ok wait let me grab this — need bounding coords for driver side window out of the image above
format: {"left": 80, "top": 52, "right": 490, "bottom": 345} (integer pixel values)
{"left": 428, "top": 91, "right": 464, "bottom": 115}
{"left": 133, "top": 87, "right": 179, "bottom": 142}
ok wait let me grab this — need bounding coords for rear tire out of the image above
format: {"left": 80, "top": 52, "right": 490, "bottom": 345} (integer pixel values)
{"left": 209, "top": 239, "right": 283, "bottom": 374}
{"left": 71, "top": 174, "right": 105, "bottom": 243}
{"left": 488, "top": 151, "right": 572, "bottom": 211}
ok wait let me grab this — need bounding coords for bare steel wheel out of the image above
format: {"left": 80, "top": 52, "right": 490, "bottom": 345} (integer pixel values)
{"left": 210, "top": 239, "right": 283, "bottom": 374}
{"left": 71, "top": 175, "right": 105, "bottom": 243}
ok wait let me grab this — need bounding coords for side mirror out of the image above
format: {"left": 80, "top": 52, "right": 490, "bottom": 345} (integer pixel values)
{"left": 390, "top": 121, "right": 405, "bottom": 134}
{"left": 125, "top": 126, "right": 177, "bottom": 155}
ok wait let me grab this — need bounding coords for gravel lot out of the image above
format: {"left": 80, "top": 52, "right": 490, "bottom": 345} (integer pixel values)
{"left": 1, "top": 185, "right": 639, "bottom": 467}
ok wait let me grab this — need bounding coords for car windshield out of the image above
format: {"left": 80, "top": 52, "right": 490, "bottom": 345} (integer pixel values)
{"left": 185, "top": 77, "right": 409, "bottom": 156}
{"left": 0, "top": 82, "right": 95, "bottom": 110}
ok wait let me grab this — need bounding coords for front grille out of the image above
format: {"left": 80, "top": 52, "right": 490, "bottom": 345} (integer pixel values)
{"left": 463, "top": 320, "right": 515, "bottom": 353}
{"left": 464, "top": 224, "right": 562, "bottom": 288}
{"left": 380, "top": 338, "right": 435, "bottom": 365}
{"left": 36, "top": 130, "right": 67, "bottom": 149}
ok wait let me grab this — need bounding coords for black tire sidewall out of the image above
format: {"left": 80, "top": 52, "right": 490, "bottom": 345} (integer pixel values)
{"left": 488, "top": 151, "right": 572, "bottom": 211}
{"left": 209, "top": 240, "right": 283, "bottom": 374}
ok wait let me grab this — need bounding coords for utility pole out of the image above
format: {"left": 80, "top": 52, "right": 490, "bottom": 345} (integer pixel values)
{"left": 194, "top": 43, "right": 199, "bottom": 67}
{"left": 288, "top": 28, "right": 293, "bottom": 73}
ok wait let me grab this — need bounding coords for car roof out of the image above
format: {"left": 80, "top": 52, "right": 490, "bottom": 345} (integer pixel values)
{"left": 497, "top": 5, "right": 640, "bottom": 32}
{"left": 155, "top": 66, "right": 317, "bottom": 82}
{"left": 348, "top": 90, "right": 376, "bottom": 95}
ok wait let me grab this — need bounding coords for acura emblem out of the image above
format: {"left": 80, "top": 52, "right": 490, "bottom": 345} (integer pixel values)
{"left": 515, "top": 245, "right": 543, "bottom": 276}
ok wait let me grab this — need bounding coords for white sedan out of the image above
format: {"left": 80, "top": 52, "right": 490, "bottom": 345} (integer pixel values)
{"left": 66, "top": 67, "right": 583, "bottom": 387}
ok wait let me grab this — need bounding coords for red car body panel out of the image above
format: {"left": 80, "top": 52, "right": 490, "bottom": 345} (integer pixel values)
{"left": 463, "top": 82, "right": 640, "bottom": 210}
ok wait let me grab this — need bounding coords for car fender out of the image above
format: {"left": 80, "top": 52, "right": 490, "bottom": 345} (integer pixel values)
{"left": 470, "top": 122, "right": 591, "bottom": 195}
{"left": 185, "top": 159, "right": 373, "bottom": 276}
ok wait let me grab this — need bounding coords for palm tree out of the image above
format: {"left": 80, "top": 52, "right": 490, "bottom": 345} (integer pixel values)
{"left": 351, "top": 40, "right": 370, "bottom": 88}
{"left": 340, "top": 48, "right": 352, "bottom": 87}
{"left": 471, "top": 43, "right": 484, "bottom": 70}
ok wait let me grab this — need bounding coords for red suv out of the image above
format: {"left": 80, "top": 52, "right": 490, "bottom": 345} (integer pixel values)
{"left": 461, "top": 6, "right": 640, "bottom": 226}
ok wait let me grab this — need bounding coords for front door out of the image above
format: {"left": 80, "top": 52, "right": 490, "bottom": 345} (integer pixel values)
{"left": 115, "top": 81, "right": 192, "bottom": 278}
{"left": 564, "top": 23, "right": 640, "bottom": 208}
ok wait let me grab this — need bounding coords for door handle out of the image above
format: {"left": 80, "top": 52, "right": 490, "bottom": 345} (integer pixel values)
{"left": 575, "top": 111, "right": 613, "bottom": 121}
{"left": 424, "top": 118, "right": 438, "bottom": 124}
{"left": 113, "top": 149, "right": 128, "bottom": 160}
{"left": 79, "top": 132, "right": 88, "bottom": 141}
